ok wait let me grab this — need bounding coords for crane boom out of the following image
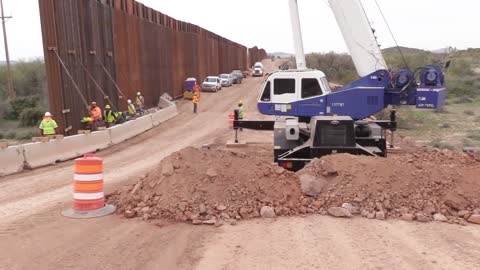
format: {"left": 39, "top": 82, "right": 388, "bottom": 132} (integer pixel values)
{"left": 328, "top": 0, "right": 388, "bottom": 77}
{"left": 288, "top": 0, "right": 307, "bottom": 70}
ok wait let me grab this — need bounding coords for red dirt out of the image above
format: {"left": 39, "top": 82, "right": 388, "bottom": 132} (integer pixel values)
{"left": 108, "top": 146, "right": 303, "bottom": 223}
{"left": 299, "top": 148, "right": 480, "bottom": 223}
{"left": 109, "top": 142, "right": 480, "bottom": 225}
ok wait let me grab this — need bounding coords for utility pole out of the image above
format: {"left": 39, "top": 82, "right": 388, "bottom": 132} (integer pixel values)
{"left": 0, "top": 0, "right": 14, "bottom": 99}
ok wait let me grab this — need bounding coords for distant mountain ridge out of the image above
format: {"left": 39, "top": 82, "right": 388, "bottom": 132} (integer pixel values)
{"left": 381, "top": 46, "right": 428, "bottom": 54}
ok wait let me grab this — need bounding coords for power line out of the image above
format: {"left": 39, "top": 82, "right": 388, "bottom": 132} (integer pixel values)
{"left": 374, "top": 0, "right": 409, "bottom": 69}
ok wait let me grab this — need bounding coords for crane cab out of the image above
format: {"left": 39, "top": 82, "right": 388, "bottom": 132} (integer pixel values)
{"left": 257, "top": 69, "right": 331, "bottom": 117}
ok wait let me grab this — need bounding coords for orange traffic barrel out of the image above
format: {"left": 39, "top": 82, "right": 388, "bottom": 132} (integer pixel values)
{"left": 62, "top": 154, "right": 115, "bottom": 219}
{"left": 228, "top": 113, "right": 234, "bottom": 129}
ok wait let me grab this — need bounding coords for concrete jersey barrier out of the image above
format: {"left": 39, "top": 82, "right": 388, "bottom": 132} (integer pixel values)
{"left": 0, "top": 145, "right": 26, "bottom": 176}
{"left": 109, "top": 115, "right": 154, "bottom": 145}
{"left": 23, "top": 130, "right": 111, "bottom": 169}
{"left": 151, "top": 105, "right": 178, "bottom": 126}
{"left": 0, "top": 103, "right": 178, "bottom": 175}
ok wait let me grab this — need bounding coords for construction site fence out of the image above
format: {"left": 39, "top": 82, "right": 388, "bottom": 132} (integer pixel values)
{"left": 0, "top": 99, "right": 178, "bottom": 177}
{"left": 39, "top": 0, "right": 267, "bottom": 134}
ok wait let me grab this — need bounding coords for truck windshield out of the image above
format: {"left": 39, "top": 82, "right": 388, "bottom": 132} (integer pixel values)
{"left": 206, "top": 78, "right": 217, "bottom": 82}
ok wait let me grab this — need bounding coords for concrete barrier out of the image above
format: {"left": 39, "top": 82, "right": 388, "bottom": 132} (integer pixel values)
{"left": 0, "top": 145, "right": 25, "bottom": 176}
{"left": 158, "top": 96, "right": 174, "bottom": 109}
{"left": 23, "top": 130, "right": 111, "bottom": 169}
{"left": 1, "top": 103, "right": 178, "bottom": 175}
{"left": 109, "top": 115, "right": 154, "bottom": 144}
{"left": 151, "top": 105, "right": 178, "bottom": 126}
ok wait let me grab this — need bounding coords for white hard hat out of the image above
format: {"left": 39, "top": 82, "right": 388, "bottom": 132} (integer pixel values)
{"left": 45, "top": 112, "right": 52, "bottom": 117}
{"left": 137, "top": 92, "right": 141, "bottom": 95}
{"left": 127, "top": 99, "right": 132, "bottom": 104}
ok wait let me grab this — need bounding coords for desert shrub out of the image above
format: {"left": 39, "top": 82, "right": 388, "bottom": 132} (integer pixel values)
{"left": 19, "top": 107, "right": 44, "bottom": 127}
{"left": 463, "top": 110, "right": 475, "bottom": 116}
{"left": 4, "top": 96, "right": 40, "bottom": 120}
{"left": 5, "top": 131, "right": 16, "bottom": 139}
{"left": 17, "top": 130, "right": 37, "bottom": 140}
{"left": 429, "top": 138, "right": 456, "bottom": 150}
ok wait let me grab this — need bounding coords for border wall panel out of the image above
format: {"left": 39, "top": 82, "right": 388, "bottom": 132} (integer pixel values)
{"left": 39, "top": 0, "right": 266, "bottom": 132}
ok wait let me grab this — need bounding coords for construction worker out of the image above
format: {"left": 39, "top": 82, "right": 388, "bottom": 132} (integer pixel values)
{"left": 238, "top": 100, "right": 244, "bottom": 131}
{"left": 103, "top": 105, "right": 117, "bottom": 128}
{"left": 193, "top": 84, "right": 201, "bottom": 100}
{"left": 81, "top": 115, "right": 94, "bottom": 131}
{"left": 135, "top": 92, "right": 145, "bottom": 116}
{"left": 114, "top": 111, "right": 126, "bottom": 125}
{"left": 127, "top": 99, "right": 137, "bottom": 120}
{"left": 192, "top": 93, "right": 199, "bottom": 113}
{"left": 238, "top": 100, "right": 245, "bottom": 120}
{"left": 88, "top": 102, "right": 103, "bottom": 130}
{"left": 39, "top": 112, "right": 59, "bottom": 136}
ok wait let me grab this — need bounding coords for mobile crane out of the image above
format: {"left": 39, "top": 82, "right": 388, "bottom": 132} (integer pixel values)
{"left": 234, "top": 0, "right": 447, "bottom": 171}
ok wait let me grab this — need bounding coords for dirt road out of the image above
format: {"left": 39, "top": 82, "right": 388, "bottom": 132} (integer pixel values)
{"left": 1, "top": 60, "right": 479, "bottom": 270}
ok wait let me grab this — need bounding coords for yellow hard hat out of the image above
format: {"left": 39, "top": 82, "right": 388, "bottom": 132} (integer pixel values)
{"left": 105, "top": 105, "right": 111, "bottom": 109}
{"left": 239, "top": 100, "right": 243, "bottom": 105}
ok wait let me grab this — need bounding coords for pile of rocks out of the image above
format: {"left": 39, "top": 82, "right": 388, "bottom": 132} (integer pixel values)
{"left": 108, "top": 146, "right": 304, "bottom": 226}
{"left": 296, "top": 152, "right": 480, "bottom": 225}
{"left": 108, "top": 144, "right": 480, "bottom": 226}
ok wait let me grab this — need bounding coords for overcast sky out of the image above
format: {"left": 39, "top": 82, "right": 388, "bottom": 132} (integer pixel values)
{"left": 1, "top": 0, "right": 479, "bottom": 60}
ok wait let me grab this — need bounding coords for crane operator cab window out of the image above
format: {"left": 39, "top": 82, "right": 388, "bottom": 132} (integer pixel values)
{"left": 301, "top": 78, "right": 323, "bottom": 99}
{"left": 272, "top": 78, "right": 296, "bottom": 103}
{"left": 260, "top": 81, "right": 271, "bottom": 101}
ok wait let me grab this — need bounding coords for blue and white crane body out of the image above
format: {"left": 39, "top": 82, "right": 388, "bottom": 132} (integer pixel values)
{"left": 234, "top": 0, "right": 447, "bottom": 171}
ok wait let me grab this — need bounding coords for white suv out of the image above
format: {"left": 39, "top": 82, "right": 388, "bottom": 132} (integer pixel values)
{"left": 202, "top": 76, "right": 222, "bottom": 92}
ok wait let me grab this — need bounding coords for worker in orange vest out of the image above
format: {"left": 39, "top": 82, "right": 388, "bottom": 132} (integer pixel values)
{"left": 193, "top": 84, "right": 201, "bottom": 100}
{"left": 88, "top": 102, "right": 103, "bottom": 131}
{"left": 192, "top": 93, "right": 199, "bottom": 113}
{"left": 89, "top": 102, "right": 102, "bottom": 121}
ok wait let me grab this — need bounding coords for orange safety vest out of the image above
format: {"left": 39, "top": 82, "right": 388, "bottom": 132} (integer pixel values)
{"left": 194, "top": 85, "right": 201, "bottom": 100}
{"left": 90, "top": 107, "right": 102, "bottom": 120}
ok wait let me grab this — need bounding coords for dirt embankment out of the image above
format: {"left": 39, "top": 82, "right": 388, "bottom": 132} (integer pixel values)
{"left": 108, "top": 143, "right": 480, "bottom": 225}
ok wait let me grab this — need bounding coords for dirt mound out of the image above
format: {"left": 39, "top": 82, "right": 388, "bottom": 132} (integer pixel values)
{"left": 109, "top": 144, "right": 480, "bottom": 225}
{"left": 299, "top": 149, "right": 480, "bottom": 224}
{"left": 108, "top": 146, "right": 303, "bottom": 224}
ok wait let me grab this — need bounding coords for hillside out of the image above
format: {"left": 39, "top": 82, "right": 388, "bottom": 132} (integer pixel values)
{"left": 381, "top": 46, "right": 427, "bottom": 55}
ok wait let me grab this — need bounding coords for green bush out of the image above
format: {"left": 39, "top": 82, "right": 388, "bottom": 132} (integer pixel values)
{"left": 305, "top": 52, "right": 358, "bottom": 84}
{"left": 0, "top": 133, "right": 4, "bottom": 139}
{"left": 6, "top": 131, "right": 16, "bottom": 139}
{"left": 19, "top": 107, "right": 44, "bottom": 127}
{"left": 17, "top": 130, "right": 37, "bottom": 140}
{"left": 4, "top": 96, "right": 40, "bottom": 120}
